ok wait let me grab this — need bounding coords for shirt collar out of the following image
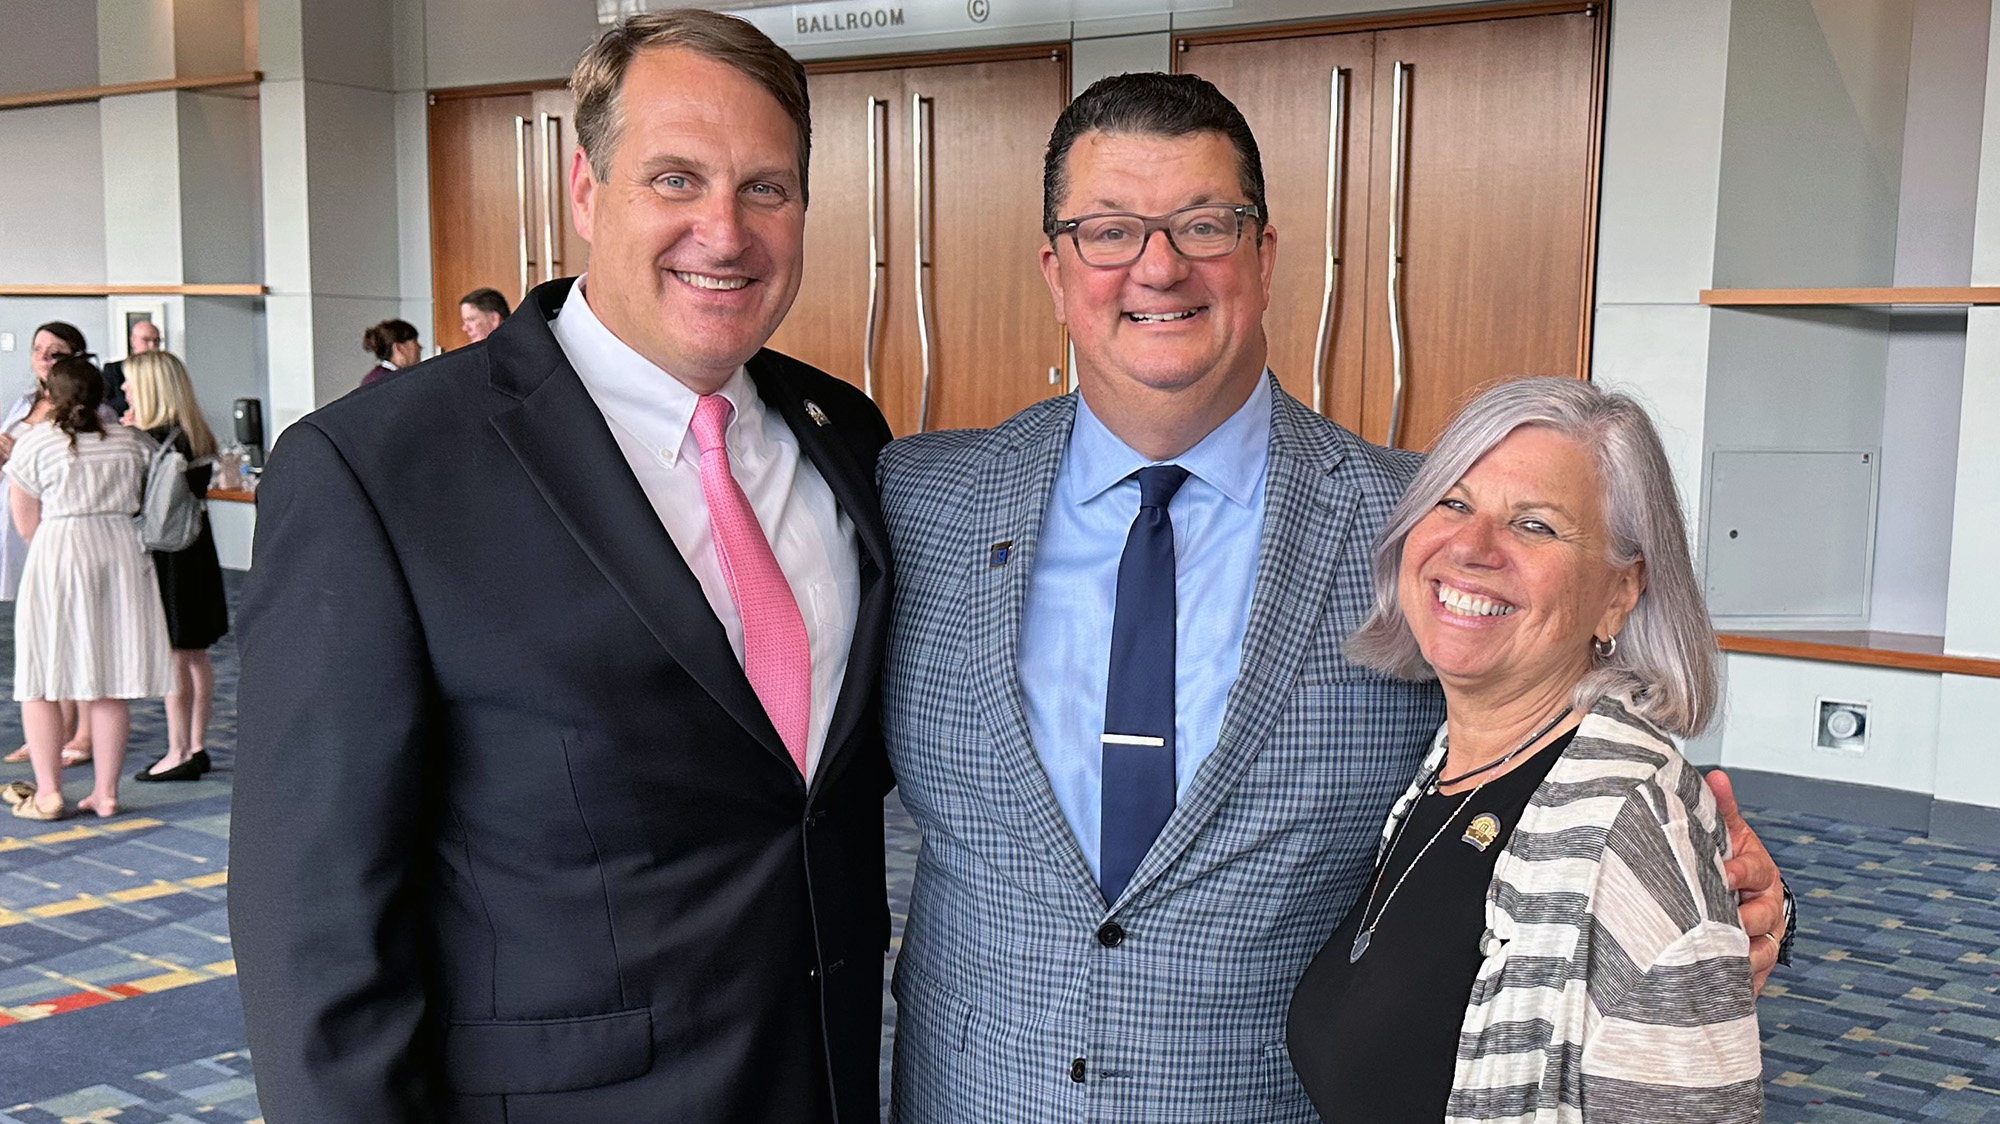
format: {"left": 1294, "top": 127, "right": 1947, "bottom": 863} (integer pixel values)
{"left": 553, "top": 274, "right": 756, "bottom": 466}
{"left": 1067, "top": 372, "right": 1273, "bottom": 508}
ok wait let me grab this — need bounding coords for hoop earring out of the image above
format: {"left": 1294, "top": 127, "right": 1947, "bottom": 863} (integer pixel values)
{"left": 1592, "top": 634, "right": 1618, "bottom": 660}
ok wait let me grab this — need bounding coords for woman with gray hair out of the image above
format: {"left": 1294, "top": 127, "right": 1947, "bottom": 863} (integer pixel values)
{"left": 1287, "top": 377, "right": 1762, "bottom": 1122}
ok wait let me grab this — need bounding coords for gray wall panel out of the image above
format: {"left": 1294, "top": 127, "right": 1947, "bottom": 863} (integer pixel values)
{"left": 0, "top": 103, "right": 109, "bottom": 287}
{"left": 1711, "top": 0, "right": 1907, "bottom": 288}
{"left": 0, "top": 0, "right": 99, "bottom": 95}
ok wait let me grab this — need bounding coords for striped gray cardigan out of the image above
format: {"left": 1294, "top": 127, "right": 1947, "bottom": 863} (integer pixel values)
{"left": 1376, "top": 694, "right": 1764, "bottom": 1123}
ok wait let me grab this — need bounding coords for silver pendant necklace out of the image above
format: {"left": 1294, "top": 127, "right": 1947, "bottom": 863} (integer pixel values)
{"left": 1348, "top": 706, "right": 1574, "bottom": 964}
{"left": 1349, "top": 784, "right": 1481, "bottom": 963}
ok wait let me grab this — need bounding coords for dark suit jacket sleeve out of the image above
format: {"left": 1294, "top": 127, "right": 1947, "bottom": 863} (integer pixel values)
{"left": 229, "top": 420, "right": 439, "bottom": 1123}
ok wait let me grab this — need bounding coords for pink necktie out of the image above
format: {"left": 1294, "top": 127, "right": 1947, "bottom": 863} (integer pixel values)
{"left": 690, "top": 394, "right": 811, "bottom": 776}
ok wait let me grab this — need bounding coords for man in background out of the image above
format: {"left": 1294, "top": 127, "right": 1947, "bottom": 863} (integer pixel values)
{"left": 458, "top": 286, "right": 510, "bottom": 344}
{"left": 100, "top": 317, "right": 159, "bottom": 416}
{"left": 231, "top": 11, "right": 893, "bottom": 1122}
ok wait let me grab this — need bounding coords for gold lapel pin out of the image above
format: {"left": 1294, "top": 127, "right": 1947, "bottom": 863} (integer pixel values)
{"left": 804, "top": 400, "right": 831, "bottom": 427}
{"left": 1462, "top": 812, "right": 1501, "bottom": 852}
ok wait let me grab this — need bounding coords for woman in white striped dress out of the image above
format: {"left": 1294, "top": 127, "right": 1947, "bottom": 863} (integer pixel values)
{"left": 1288, "top": 378, "right": 1765, "bottom": 1123}
{"left": 1, "top": 357, "right": 172, "bottom": 820}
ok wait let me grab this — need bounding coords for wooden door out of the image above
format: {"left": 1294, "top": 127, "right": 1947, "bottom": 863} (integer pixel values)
{"left": 1360, "top": 10, "right": 1603, "bottom": 451}
{"left": 765, "top": 69, "right": 902, "bottom": 403}
{"left": 429, "top": 91, "right": 534, "bottom": 350}
{"left": 905, "top": 51, "right": 1070, "bottom": 433}
{"left": 773, "top": 48, "right": 1069, "bottom": 435}
{"left": 1178, "top": 33, "right": 1378, "bottom": 434}
{"left": 529, "top": 88, "right": 591, "bottom": 292}
{"left": 429, "top": 85, "right": 586, "bottom": 351}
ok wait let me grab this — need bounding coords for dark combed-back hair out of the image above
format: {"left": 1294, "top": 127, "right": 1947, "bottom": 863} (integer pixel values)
{"left": 459, "top": 287, "right": 511, "bottom": 317}
{"left": 45, "top": 356, "right": 106, "bottom": 450}
{"left": 363, "top": 319, "right": 420, "bottom": 361}
{"left": 573, "top": 9, "right": 812, "bottom": 204}
{"left": 1042, "top": 71, "right": 1268, "bottom": 236}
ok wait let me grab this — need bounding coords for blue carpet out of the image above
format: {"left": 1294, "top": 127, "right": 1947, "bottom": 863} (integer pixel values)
{"left": 0, "top": 574, "right": 1997, "bottom": 1120}
{"left": 0, "top": 978, "right": 245, "bottom": 1106}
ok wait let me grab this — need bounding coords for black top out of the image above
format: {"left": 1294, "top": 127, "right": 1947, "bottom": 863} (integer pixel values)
{"left": 145, "top": 425, "right": 228, "bottom": 650}
{"left": 1287, "top": 728, "right": 1576, "bottom": 1123}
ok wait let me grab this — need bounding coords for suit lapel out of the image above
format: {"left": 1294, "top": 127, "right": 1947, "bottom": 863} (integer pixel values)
{"left": 1120, "top": 387, "right": 1363, "bottom": 901}
{"left": 745, "top": 353, "right": 891, "bottom": 799}
{"left": 486, "top": 282, "right": 796, "bottom": 775}
{"left": 966, "top": 399, "right": 1105, "bottom": 906}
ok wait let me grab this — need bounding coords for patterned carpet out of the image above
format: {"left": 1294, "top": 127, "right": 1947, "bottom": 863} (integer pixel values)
{"left": 0, "top": 577, "right": 1996, "bottom": 1121}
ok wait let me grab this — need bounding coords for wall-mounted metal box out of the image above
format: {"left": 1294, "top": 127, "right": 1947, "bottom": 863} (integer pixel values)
{"left": 1703, "top": 448, "right": 1880, "bottom": 629}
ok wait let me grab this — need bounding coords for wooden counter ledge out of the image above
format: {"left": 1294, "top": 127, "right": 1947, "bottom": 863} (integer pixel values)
{"left": 1717, "top": 629, "right": 2000, "bottom": 679}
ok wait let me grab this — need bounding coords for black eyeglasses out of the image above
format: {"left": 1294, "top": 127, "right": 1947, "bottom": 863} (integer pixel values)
{"left": 1047, "top": 203, "right": 1263, "bottom": 267}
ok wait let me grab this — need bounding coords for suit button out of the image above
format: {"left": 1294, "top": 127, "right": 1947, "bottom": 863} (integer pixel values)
{"left": 1096, "top": 922, "right": 1125, "bottom": 948}
{"left": 1069, "top": 1058, "right": 1087, "bottom": 1083}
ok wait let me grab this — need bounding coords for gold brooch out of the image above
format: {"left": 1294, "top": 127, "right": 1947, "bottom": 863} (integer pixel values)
{"left": 1462, "top": 812, "right": 1501, "bottom": 852}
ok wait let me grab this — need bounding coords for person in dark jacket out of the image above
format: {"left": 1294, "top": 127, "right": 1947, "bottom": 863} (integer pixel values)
{"left": 230, "top": 10, "right": 893, "bottom": 1123}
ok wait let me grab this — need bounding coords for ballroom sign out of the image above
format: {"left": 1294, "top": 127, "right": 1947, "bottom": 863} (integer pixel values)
{"left": 736, "top": 0, "right": 1230, "bottom": 45}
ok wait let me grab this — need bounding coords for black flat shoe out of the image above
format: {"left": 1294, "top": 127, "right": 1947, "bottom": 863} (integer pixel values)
{"left": 191, "top": 749, "right": 212, "bottom": 775}
{"left": 135, "top": 757, "right": 204, "bottom": 782}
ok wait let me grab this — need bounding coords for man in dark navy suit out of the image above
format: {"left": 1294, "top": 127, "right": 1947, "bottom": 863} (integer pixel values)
{"left": 231, "top": 11, "right": 892, "bottom": 1122}
{"left": 99, "top": 317, "right": 157, "bottom": 417}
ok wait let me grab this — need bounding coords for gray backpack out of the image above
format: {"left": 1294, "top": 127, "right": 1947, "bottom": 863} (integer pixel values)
{"left": 138, "top": 426, "right": 203, "bottom": 552}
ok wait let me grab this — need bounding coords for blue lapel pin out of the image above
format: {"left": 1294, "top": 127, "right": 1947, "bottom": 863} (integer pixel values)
{"left": 988, "top": 540, "right": 1013, "bottom": 567}
{"left": 804, "top": 399, "right": 830, "bottom": 427}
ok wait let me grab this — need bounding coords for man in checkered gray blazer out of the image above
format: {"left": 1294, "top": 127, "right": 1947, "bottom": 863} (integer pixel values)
{"left": 879, "top": 73, "right": 1787, "bottom": 1122}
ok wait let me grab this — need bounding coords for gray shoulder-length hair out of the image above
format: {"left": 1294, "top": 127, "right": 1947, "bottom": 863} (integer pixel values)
{"left": 1344, "top": 377, "right": 1720, "bottom": 739}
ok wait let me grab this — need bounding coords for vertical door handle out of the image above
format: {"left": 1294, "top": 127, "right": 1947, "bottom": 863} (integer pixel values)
{"left": 863, "top": 96, "right": 887, "bottom": 401}
{"left": 1311, "top": 67, "right": 1348, "bottom": 416}
{"left": 540, "top": 113, "right": 563, "bottom": 282}
{"left": 1385, "top": 61, "right": 1412, "bottom": 449}
{"left": 912, "top": 94, "right": 937, "bottom": 433}
{"left": 515, "top": 115, "right": 534, "bottom": 303}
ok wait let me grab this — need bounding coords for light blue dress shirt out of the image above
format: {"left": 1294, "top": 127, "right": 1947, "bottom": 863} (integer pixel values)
{"left": 1020, "top": 374, "right": 1273, "bottom": 881}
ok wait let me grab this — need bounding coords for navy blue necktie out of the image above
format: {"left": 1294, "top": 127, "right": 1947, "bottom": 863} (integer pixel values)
{"left": 1100, "top": 464, "right": 1190, "bottom": 903}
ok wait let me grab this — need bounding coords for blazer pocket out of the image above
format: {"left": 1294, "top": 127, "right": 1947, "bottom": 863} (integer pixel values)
{"left": 891, "top": 961, "right": 974, "bottom": 1053}
{"left": 442, "top": 1008, "right": 653, "bottom": 1095}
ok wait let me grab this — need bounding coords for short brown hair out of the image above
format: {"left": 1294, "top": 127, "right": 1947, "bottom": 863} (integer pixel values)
{"left": 572, "top": 9, "right": 812, "bottom": 204}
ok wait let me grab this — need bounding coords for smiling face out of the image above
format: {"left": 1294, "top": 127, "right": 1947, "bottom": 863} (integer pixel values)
{"left": 1039, "top": 130, "right": 1276, "bottom": 451}
{"left": 30, "top": 330, "right": 73, "bottom": 384}
{"left": 1398, "top": 425, "right": 1645, "bottom": 705}
{"left": 570, "top": 46, "right": 805, "bottom": 394}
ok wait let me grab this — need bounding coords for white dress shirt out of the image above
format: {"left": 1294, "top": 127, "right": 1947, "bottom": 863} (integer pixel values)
{"left": 551, "top": 277, "right": 860, "bottom": 780}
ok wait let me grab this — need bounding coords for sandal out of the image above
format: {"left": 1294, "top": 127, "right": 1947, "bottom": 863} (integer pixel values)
{"left": 2, "top": 781, "right": 33, "bottom": 806}
{"left": 10, "top": 793, "right": 64, "bottom": 821}
{"left": 3, "top": 746, "right": 26, "bottom": 764}
{"left": 60, "top": 747, "right": 92, "bottom": 767}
